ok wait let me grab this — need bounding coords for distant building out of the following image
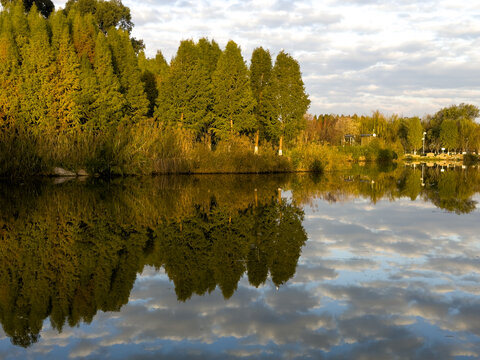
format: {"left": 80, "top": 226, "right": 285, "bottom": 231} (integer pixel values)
{"left": 343, "top": 133, "right": 376, "bottom": 146}
{"left": 344, "top": 134, "right": 355, "bottom": 145}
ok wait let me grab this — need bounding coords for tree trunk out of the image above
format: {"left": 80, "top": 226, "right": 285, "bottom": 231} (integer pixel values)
{"left": 278, "top": 135, "right": 283, "bottom": 156}
{"left": 254, "top": 130, "right": 259, "bottom": 154}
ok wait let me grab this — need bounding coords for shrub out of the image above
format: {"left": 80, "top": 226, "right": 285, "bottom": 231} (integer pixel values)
{"left": 377, "top": 148, "right": 398, "bottom": 163}
{"left": 309, "top": 159, "right": 324, "bottom": 174}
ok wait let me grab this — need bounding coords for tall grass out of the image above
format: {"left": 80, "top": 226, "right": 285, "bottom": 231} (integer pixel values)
{"left": 0, "top": 122, "right": 399, "bottom": 179}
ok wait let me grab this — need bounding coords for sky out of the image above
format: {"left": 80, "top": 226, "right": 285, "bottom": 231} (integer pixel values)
{"left": 51, "top": 0, "right": 480, "bottom": 117}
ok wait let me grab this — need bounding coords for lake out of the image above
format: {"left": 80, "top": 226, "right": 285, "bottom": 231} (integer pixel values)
{"left": 0, "top": 165, "right": 479, "bottom": 359}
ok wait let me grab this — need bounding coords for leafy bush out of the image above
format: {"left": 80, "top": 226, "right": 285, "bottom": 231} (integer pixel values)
{"left": 377, "top": 148, "right": 398, "bottom": 163}
{"left": 309, "top": 159, "right": 324, "bottom": 174}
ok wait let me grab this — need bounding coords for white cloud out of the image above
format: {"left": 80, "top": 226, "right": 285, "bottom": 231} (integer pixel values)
{"left": 50, "top": 0, "right": 480, "bottom": 116}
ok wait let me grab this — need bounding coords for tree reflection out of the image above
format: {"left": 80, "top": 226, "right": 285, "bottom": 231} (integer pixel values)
{"left": 0, "top": 166, "right": 479, "bottom": 347}
{"left": 0, "top": 175, "right": 306, "bottom": 346}
{"left": 290, "top": 165, "right": 480, "bottom": 214}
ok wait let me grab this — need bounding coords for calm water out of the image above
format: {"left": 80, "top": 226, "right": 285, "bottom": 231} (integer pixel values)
{"left": 0, "top": 165, "right": 479, "bottom": 359}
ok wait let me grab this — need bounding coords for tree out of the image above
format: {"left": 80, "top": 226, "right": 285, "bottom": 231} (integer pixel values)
{"left": 65, "top": 0, "right": 133, "bottom": 33}
{"left": 0, "top": 12, "right": 21, "bottom": 127}
{"left": 1, "top": 0, "right": 54, "bottom": 17}
{"left": 250, "top": 47, "right": 274, "bottom": 152}
{"left": 48, "top": 17, "right": 82, "bottom": 131}
{"left": 429, "top": 103, "right": 479, "bottom": 153}
{"left": 211, "top": 40, "right": 256, "bottom": 141}
{"left": 91, "top": 32, "right": 125, "bottom": 129}
{"left": 439, "top": 118, "right": 458, "bottom": 154}
{"left": 155, "top": 39, "right": 213, "bottom": 137}
{"left": 19, "top": 5, "right": 56, "bottom": 131}
{"left": 138, "top": 50, "right": 168, "bottom": 117}
{"left": 265, "top": 51, "right": 310, "bottom": 154}
{"left": 406, "top": 116, "right": 423, "bottom": 154}
{"left": 71, "top": 12, "right": 97, "bottom": 63}
{"left": 107, "top": 28, "right": 148, "bottom": 123}
{"left": 195, "top": 37, "right": 221, "bottom": 76}
{"left": 458, "top": 117, "right": 476, "bottom": 153}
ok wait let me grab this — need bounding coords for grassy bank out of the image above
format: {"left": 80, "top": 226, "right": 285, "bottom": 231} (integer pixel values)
{"left": 0, "top": 121, "right": 399, "bottom": 179}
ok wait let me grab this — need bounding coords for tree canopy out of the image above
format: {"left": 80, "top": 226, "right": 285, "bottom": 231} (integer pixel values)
{"left": 1, "top": 0, "right": 54, "bottom": 17}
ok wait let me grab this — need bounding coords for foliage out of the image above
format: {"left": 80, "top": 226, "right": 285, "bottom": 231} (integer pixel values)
{"left": 65, "top": 0, "right": 133, "bottom": 33}
{"left": 439, "top": 118, "right": 459, "bottom": 152}
{"left": 1, "top": 0, "right": 54, "bottom": 17}
{"left": 211, "top": 40, "right": 256, "bottom": 140}
{"left": 264, "top": 51, "right": 310, "bottom": 144}
{"left": 376, "top": 148, "right": 398, "bottom": 163}
{"left": 406, "top": 116, "right": 423, "bottom": 153}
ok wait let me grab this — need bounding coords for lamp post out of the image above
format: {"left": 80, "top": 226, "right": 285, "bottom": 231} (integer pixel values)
{"left": 422, "top": 132, "right": 426, "bottom": 155}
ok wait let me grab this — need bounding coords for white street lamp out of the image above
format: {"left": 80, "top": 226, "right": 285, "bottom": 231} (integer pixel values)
{"left": 422, "top": 132, "right": 426, "bottom": 155}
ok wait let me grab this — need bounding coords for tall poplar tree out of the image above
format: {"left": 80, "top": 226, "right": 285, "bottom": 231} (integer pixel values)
{"left": 266, "top": 51, "right": 310, "bottom": 154}
{"left": 440, "top": 118, "right": 459, "bottom": 154}
{"left": 406, "top": 116, "right": 423, "bottom": 154}
{"left": 211, "top": 40, "right": 255, "bottom": 140}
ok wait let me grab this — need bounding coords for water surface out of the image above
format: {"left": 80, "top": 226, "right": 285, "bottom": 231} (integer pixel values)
{"left": 0, "top": 165, "right": 479, "bottom": 359}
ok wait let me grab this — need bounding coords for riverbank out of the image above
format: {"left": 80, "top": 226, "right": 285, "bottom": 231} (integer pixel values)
{"left": 0, "top": 124, "right": 403, "bottom": 179}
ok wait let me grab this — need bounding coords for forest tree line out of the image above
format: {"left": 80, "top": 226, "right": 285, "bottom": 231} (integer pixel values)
{"left": 0, "top": 0, "right": 310, "bottom": 151}
{"left": 0, "top": 0, "right": 478, "bottom": 178}
{"left": 306, "top": 104, "right": 480, "bottom": 155}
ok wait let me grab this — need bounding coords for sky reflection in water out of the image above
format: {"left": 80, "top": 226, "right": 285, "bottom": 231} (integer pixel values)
{"left": 0, "top": 167, "right": 479, "bottom": 359}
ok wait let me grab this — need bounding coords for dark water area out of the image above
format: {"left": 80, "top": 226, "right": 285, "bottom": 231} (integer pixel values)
{"left": 0, "top": 165, "right": 479, "bottom": 359}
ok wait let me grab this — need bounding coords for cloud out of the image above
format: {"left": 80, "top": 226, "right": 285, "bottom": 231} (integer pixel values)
{"left": 50, "top": 0, "right": 480, "bottom": 116}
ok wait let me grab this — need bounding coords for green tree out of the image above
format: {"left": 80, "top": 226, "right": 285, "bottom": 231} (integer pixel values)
{"left": 250, "top": 47, "right": 274, "bottom": 151}
{"left": 211, "top": 40, "right": 256, "bottom": 140}
{"left": 0, "top": 13, "right": 21, "bottom": 127}
{"left": 48, "top": 20, "right": 82, "bottom": 131}
{"left": 458, "top": 117, "right": 477, "bottom": 153}
{"left": 107, "top": 28, "right": 148, "bottom": 123}
{"left": 196, "top": 37, "right": 221, "bottom": 76}
{"left": 19, "top": 5, "right": 55, "bottom": 131}
{"left": 155, "top": 39, "right": 213, "bottom": 137}
{"left": 71, "top": 12, "right": 97, "bottom": 63}
{"left": 1, "top": 0, "right": 54, "bottom": 17}
{"left": 138, "top": 50, "right": 168, "bottom": 117}
{"left": 439, "top": 118, "right": 459, "bottom": 154}
{"left": 91, "top": 32, "right": 125, "bottom": 129}
{"left": 65, "top": 0, "right": 133, "bottom": 33}
{"left": 428, "top": 103, "right": 479, "bottom": 153}
{"left": 406, "top": 116, "right": 423, "bottom": 154}
{"left": 266, "top": 51, "right": 310, "bottom": 154}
